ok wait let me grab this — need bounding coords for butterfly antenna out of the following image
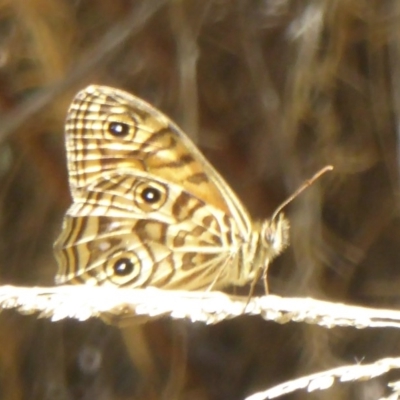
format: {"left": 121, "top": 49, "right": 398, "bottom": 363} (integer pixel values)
{"left": 271, "top": 165, "right": 334, "bottom": 221}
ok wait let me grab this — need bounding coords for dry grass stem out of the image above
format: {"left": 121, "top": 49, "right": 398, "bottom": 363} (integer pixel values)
{"left": 246, "top": 357, "right": 400, "bottom": 400}
{"left": 1, "top": 285, "right": 400, "bottom": 329}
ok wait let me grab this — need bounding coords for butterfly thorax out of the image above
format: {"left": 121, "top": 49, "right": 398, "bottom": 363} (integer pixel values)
{"left": 235, "top": 213, "right": 290, "bottom": 285}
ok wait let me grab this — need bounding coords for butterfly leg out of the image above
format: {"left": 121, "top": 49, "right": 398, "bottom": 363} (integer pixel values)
{"left": 243, "top": 266, "right": 263, "bottom": 312}
{"left": 262, "top": 263, "right": 270, "bottom": 295}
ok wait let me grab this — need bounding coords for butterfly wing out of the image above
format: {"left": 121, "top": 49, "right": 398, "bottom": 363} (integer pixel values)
{"left": 54, "top": 85, "right": 252, "bottom": 289}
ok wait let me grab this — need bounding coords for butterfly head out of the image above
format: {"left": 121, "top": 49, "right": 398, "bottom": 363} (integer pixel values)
{"left": 260, "top": 213, "right": 290, "bottom": 257}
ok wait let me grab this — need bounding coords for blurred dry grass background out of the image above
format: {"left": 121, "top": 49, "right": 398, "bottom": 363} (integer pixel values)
{"left": 0, "top": 0, "right": 398, "bottom": 399}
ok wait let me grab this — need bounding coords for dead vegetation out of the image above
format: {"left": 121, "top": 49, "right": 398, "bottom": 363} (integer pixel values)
{"left": 0, "top": 1, "right": 399, "bottom": 399}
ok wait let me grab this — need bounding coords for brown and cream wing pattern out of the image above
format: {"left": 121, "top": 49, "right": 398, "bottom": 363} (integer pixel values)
{"left": 54, "top": 85, "right": 252, "bottom": 289}
{"left": 65, "top": 85, "right": 250, "bottom": 231}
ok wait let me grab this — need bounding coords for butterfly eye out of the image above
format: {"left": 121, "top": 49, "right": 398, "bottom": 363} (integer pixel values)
{"left": 134, "top": 180, "right": 168, "bottom": 212}
{"left": 108, "top": 121, "right": 130, "bottom": 137}
{"left": 113, "top": 257, "right": 134, "bottom": 276}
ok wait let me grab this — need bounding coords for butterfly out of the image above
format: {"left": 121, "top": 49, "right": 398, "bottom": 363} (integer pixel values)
{"left": 54, "top": 85, "right": 331, "bottom": 292}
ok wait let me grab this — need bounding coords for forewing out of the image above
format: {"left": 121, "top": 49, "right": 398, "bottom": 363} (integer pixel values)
{"left": 65, "top": 85, "right": 251, "bottom": 233}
